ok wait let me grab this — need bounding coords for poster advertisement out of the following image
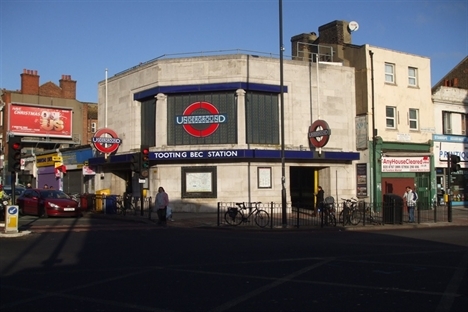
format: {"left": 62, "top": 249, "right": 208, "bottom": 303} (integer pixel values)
{"left": 9, "top": 103, "right": 73, "bottom": 138}
{"left": 356, "top": 163, "right": 368, "bottom": 197}
{"left": 381, "top": 156, "right": 430, "bottom": 172}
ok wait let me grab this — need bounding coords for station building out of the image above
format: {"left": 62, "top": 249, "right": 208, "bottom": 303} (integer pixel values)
{"left": 90, "top": 51, "right": 360, "bottom": 212}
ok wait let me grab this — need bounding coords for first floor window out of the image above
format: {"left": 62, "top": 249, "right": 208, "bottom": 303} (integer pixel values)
{"left": 386, "top": 106, "right": 396, "bottom": 128}
{"left": 409, "top": 109, "right": 418, "bottom": 130}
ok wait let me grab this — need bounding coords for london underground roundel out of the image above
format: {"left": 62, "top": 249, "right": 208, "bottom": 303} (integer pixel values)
{"left": 92, "top": 128, "right": 122, "bottom": 154}
{"left": 177, "top": 102, "right": 226, "bottom": 138}
{"left": 308, "top": 119, "right": 331, "bottom": 148}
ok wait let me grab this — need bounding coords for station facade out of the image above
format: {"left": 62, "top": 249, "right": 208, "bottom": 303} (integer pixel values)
{"left": 90, "top": 53, "right": 360, "bottom": 212}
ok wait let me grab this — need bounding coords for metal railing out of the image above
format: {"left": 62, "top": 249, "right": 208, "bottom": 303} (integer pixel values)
{"left": 217, "top": 200, "right": 451, "bottom": 229}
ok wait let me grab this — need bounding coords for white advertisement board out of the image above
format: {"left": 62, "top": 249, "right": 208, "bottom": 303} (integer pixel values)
{"left": 381, "top": 156, "right": 430, "bottom": 172}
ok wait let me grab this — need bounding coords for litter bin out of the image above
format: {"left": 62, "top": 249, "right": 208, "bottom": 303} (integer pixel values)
{"left": 80, "top": 194, "right": 89, "bottom": 212}
{"left": 106, "top": 195, "right": 117, "bottom": 214}
{"left": 383, "top": 194, "right": 403, "bottom": 224}
{"left": 95, "top": 189, "right": 111, "bottom": 212}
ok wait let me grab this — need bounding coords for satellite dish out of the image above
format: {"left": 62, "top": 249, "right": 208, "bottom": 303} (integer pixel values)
{"left": 348, "top": 21, "right": 359, "bottom": 32}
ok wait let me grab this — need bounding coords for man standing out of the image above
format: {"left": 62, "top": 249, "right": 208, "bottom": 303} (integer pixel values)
{"left": 403, "top": 186, "right": 417, "bottom": 223}
{"left": 315, "top": 186, "right": 324, "bottom": 216}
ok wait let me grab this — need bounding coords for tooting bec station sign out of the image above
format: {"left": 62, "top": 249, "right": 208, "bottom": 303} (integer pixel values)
{"left": 92, "top": 128, "right": 122, "bottom": 154}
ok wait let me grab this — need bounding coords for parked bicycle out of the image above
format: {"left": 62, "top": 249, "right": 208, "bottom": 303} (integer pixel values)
{"left": 116, "top": 194, "right": 136, "bottom": 216}
{"left": 225, "top": 202, "right": 270, "bottom": 228}
{"left": 321, "top": 196, "right": 337, "bottom": 227}
{"left": 339, "top": 198, "right": 362, "bottom": 225}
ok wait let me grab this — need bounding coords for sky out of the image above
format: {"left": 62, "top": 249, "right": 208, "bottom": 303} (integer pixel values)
{"left": 1, "top": 0, "right": 467, "bottom": 103}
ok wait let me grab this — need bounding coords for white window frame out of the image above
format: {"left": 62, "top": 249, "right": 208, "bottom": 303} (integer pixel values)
{"left": 443, "top": 111, "right": 452, "bottom": 134}
{"left": 91, "top": 122, "right": 97, "bottom": 133}
{"left": 409, "top": 108, "right": 419, "bottom": 130}
{"left": 408, "top": 67, "right": 418, "bottom": 87}
{"left": 386, "top": 106, "right": 396, "bottom": 129}
{"left": 385, "top": 63, "right": 395, "bottom": 84}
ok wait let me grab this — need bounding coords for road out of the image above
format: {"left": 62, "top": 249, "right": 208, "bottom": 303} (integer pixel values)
{"left": 1, "top": 215, "right": 467, "bottom": 311}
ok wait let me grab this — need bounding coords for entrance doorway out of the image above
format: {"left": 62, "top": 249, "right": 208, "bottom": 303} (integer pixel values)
{"left": 290, "top": 167, "right": 315, "bottom": 210}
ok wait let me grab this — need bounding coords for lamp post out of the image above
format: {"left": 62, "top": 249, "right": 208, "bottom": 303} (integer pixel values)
{"left": 369, "top": 50, "right": 377, "bottom": 209}
{"left": 279, "top": 0, "right": 287, "bottom": 227}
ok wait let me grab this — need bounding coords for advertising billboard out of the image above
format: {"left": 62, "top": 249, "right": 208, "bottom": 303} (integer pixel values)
{"left": 8, "top": 103, "right": 73, "bottom": 138}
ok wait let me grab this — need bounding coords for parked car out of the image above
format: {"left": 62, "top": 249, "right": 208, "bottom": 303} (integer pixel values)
{"left": 17, "top": 189, "right": 81, "bottom": 218}
{"left": 3, "top": 185, "right": 26, "bottom": 198}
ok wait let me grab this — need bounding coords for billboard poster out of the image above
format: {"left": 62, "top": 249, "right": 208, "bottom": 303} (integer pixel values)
{"left": 8, "top": 103, "right": 73, "bottom": 138}
{"left": 381, "top": 156, "right": 430, "bottom": 172}
{"left": 356, "top": 163, "right": 368, "bottom": 197}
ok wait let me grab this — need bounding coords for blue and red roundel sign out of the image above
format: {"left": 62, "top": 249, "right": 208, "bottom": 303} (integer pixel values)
{"left": 176, "top": 101, "right": 227, "bottom": 138}
{"left": 308, "top": 119, "right": 331, "bottom": 148}
{"left": 92, "top": 128, "right": 122, "bottom": 154}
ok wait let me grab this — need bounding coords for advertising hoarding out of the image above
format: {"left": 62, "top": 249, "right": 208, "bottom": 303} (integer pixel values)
{"left": 8, "top": 103, "right": 73, "bottom": 138}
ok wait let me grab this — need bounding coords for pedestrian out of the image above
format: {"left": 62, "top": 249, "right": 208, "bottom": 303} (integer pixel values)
{"left": 403, "top": 186, "right": 418, "bottom": 223}
{"left": 155, "top": 187, "right": 169, "bottom": 225}
{"left": 43, "top": 184, "right": 49, "bottom": 189}
{"left": 315, "top": 186, "right": 324, "bottom": 216}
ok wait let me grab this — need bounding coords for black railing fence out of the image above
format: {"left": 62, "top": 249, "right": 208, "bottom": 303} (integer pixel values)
{"left": 83, "top": 193, "right": 153, "bottom": 218}
{"left": 79, "top": 193, "right": 452, "bottom": 229}
{"left": 217, "top": 200, "right": 450, "bottom": 229}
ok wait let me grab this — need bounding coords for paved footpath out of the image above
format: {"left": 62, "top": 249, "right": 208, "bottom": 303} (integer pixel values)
{"left": 1, "top": 206, "right": 467, "bottom": 238}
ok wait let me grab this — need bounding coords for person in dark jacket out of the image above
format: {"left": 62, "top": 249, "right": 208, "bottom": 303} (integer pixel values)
{"left": 155, "top": 186, "right": 169, "bottom": 225}
{"left": 315, "top": 186, "right": 324, "bottom": 216}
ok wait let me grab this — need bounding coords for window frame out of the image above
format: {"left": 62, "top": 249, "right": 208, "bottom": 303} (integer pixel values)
{"left": 409, "top": 108, "right": 419, "bottom": 130}
{"left": 408, "top": 67, "right": 418, "bottom": 87}
{"left": 442, "top": 111, "right": 452, "bottom": 135}
{"left": 386, "top": 106, "right": 397, "bottom": 129}
{"left": 385, "top": 63, "right": 395, "bottom": 84}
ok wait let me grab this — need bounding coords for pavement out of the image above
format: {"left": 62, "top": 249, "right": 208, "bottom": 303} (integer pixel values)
{"left": 1, "top": 206, "right": 467, "bottom": 238}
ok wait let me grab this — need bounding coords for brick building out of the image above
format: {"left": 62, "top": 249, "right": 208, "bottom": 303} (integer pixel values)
{"left": 0, "top": 69, "right": 97, "bottom": 192}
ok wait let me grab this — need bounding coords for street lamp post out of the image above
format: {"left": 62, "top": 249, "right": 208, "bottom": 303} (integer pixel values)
{"left": 369, "top": 50, "right": 377, "bottom": 208}
{"left": 279, "top": 0, "right": 287, "bottom": 227}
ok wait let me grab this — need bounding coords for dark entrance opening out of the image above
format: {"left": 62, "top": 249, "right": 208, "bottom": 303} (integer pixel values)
{"left": 290, "top": 166, "right": 315, "bottom": 210}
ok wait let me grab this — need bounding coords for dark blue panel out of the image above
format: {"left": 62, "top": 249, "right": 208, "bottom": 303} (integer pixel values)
{"left": 88, "top": 149, "right": 359, "bottom": 164}
{"left": 325, "top": 151, "right": 360, "bottom": 160}
{"left": 134, "top": 82, "right": 288, "bottom": 101}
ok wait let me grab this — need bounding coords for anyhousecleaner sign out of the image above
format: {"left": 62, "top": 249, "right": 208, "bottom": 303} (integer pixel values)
{"left": 381, "top": 156, "right": 430, "bottom": 172}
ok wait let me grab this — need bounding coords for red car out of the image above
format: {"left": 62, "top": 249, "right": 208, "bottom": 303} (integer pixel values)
{"left": 17, "top": 189, "right": 81, "bottom": 218}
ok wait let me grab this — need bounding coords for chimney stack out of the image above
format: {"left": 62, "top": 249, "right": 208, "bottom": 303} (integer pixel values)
{"left": 291, "top": 32, "right": 318, "bottom": 61}
{"left": 318, "top": 20, "right": 352, "bottom": 45}
{"left": 21, "top": 69, "right": 40, "bottom": 95}
{"left": 59, "top": 74, "right": 77, "bottom": 99}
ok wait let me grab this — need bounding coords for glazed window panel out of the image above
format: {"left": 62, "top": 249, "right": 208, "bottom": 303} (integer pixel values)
{"left": 409, "top": 108, "right": 418, "bottom": 130}
{"left": 408, "top": 67, "right": 418, "bottom": 87}
{"left": 443, "top": 111, "right": 467, "bottom": 136}
{"left": 141, "top": 98, "right": 156, "bottom": 146}
{"left": 167, "top": 93, "right": 237, "bottom": 145}
{"left": 246, "top": 92, "right": 279, "bottom": 144}
{"left": 386, "top": 106, "right": 396, "bottom": 129}
{"left": 385, "top": 63, "right": 395, "bottom": 84}
{"left": 443, "top": 111, "right": 452, "bottom": 134}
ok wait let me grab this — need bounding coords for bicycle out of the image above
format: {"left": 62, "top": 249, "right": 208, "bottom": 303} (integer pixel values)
{"left": 339, "top": 198, "right": 362, "bottom": 226}
{"left": 225, "top": 202, "right": 270, "bottom": 228}
{"left": 116, "top": 194, "right": 136, "bottom": 216}
{"left": 321, "top": 197, "right": 337, "bottom": 227}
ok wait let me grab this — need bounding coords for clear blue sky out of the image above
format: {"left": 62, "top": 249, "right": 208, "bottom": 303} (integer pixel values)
{"left": 1, "top": 0, "right": 466, "bottom": 103}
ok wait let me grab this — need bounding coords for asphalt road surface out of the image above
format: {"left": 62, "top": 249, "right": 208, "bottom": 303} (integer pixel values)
{"left": 1, "top": 216, "right": 467, "bottom": 311}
